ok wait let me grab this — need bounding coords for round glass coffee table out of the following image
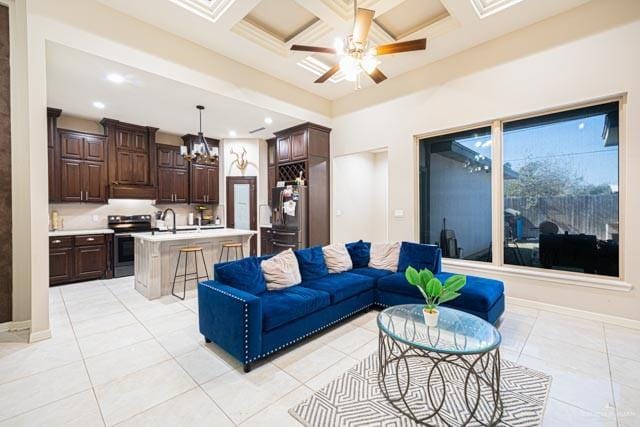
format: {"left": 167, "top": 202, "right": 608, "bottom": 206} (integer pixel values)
{"left": 377, "top": 304, "right": 502, "bottom": 426}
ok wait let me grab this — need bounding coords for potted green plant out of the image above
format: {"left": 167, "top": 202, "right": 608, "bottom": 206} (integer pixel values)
{"left": 405, "top": 266, "right": 466, "bottom": 327}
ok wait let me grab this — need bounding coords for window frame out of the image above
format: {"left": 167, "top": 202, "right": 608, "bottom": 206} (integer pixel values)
{"left": 414, "top": 95, "right": 630, "bottom": 292}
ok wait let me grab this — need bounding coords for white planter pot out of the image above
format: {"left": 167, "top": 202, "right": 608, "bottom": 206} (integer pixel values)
{"left": 423, "top": 308, "right": 439, "bottom": 327}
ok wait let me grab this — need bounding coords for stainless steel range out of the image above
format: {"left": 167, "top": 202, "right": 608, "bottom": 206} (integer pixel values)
{"left": 108, "top": 215, "right": 152, "bottom": 278}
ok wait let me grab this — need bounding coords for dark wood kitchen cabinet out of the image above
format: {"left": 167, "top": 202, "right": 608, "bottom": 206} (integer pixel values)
{"left": 267, "top": 138, "right": 276, "bottom": 206}
{"left": 58, "top": 129, "right": 107, "bottom": 203}
{"left": 190, "top": 163, "right": 219, "bottom": 204}
{"left": 156, "top": 144, "right": 189, "bottom": 204}
{"left": 260, "top": 227, "right": 274, "bottom": 256}
{"left": 181, "top": 134, "right": 220, "bottom": 205}
{"left": 102, "top": 118, "right": 158, "bottom": 199}
{"left": 47, "top": 108, "right": 62, "bottom": 202}
{"left": 49, "top": 234, "right": 112, "bottom": 286}
{"left": 49, "top": 237, "right": 74, "bottom": 285}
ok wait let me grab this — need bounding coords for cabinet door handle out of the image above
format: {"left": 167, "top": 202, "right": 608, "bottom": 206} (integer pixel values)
{"left": 86, "top": 237, "right": 95, "bottom": 242}
{"left": 52, "top": 239, "right": 62, "bottom": 244}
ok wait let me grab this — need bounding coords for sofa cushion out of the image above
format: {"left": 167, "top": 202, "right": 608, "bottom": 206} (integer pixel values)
{"left": 260, "top": 286, "right": 331, "bottom": 331}
{"left": 302, "top": 272, "right": 375, "bottom": 303}
{"left": 215, "top": 257, "right": 266, "bottom": 295}
{"left": 350, "top": 267, "right": 394, "bottom": 280}
{"left": 322, "top": 244, "right": 353, "bottom": 273}
{"left": 346, "top": 240, "right": 371, "bottom": 268}
{"left": 398, "top": 242, "right": 441, "bottom": 273}
{"left": 369, "top": 242, "right": 401, "bottom": 272}
{"left": 261, "top": 249, "right": 302, "bottom": 291}
{"left": 377, "top": 272, "right": 504, "bottom": 312}
{"left": 294, "top": 246, "right": 329, "bottom": 282}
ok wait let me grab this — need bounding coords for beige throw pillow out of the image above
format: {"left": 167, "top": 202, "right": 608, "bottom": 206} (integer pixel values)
{"left": 368, "top": 242, "right": 401, "bottom": 272}
{"left": 322, "top": 244, "right": 353, "bottom": 273}
{"left": 261, "top": 249, "right": 302, "bottom": 290}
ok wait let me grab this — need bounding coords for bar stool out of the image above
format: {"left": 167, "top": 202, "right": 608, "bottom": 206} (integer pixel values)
{"left": 171, "top": 247, "right": 209, "bottom": 300}
{"left": 219, "top": 242, "right": 245, "bottom": 262}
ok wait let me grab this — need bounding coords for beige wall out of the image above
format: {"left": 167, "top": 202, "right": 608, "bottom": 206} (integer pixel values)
{"left": 219, "top": 138, "right": 267, "bottom": 227}
{"left": 332, "top": 151, "right": 388, "bottom": 243}
{"left": 331, "top": 0, "right": 640, "bottom": 321}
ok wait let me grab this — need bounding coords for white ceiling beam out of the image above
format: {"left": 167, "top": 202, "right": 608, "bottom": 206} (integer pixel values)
{"left": 215, "top": 0, "right": 263, "bottom": 30}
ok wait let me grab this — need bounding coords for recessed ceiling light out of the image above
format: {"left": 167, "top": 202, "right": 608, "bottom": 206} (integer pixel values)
{"left": 92, "top": 101, "right": 105, "bottom": 109}
{"left": 264, "top": 117, "right": 273, "bottom": 125}
{"left": 229, "top": 130, "right": 237, "bottom": 137}
{"left": 106, "top": 73, "right": 125, "bottom": 84}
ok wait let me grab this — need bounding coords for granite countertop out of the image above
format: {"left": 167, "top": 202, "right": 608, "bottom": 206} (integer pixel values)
{"left": 131, "top": 228, "right": 256, "bottom": 242}
{"left": 174, "top": 225, "right": 224, "bottom": 230}
{"left": 49, "top": 229, "right": 114, "bottom": 237}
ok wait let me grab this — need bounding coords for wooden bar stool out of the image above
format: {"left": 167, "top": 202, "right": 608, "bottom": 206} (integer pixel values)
{"left": 171, "top": 247, "right": 209, "bottom": 300}
{"left": 219, "top": 242, "right": 245, "bottom": 263}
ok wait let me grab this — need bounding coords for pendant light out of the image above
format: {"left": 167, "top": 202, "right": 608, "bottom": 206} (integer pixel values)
{"left": 181, "top": 105, "right": 219, "bottom": 163}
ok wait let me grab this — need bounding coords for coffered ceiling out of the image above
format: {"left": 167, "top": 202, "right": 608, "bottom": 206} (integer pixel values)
{"left": 98, "top": 0, "right": 592, "bottom": 100}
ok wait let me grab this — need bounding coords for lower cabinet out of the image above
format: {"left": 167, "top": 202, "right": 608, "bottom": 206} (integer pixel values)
{"left": 260, "top": 227, "right": 273, "bottom": 256}
{"left": 49, "top": 234, "right": 112, "bottom": 285}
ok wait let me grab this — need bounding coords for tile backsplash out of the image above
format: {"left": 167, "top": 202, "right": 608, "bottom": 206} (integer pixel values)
{"left": 49, "top": 199, "right": 224, "bottom": 230}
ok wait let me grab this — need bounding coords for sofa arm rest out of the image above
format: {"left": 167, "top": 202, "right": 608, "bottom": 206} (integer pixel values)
{"left": 198, "top": 280, "right": 262, "bottom": 364}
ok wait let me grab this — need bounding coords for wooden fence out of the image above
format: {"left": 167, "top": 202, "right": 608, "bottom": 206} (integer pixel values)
{"left": 504, "top": 194, "right": 618, "bottom": 240}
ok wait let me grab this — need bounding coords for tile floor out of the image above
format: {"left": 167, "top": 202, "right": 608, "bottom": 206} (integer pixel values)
{"left": 0, "top": 277, "right": 638, "bottom": 426}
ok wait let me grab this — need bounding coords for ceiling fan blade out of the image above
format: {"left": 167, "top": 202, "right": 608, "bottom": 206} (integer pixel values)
{"left": 375, "top": 39, "right": 427, "bottom": 56}
{"left": 352, "top": 8, "right": 375, "bottom": 46}
{"left": 290, "top": 45, "right": 337, "bottom": 54}
{"left": 315, "top": 64, "right": 340, "bottom": 83}
{"left": 368, "top": 68, "right": 387, "bottom": 84}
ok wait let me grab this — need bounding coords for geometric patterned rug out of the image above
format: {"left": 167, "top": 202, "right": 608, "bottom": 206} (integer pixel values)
{"left": 289, "top": 353, "right": 551, "bottom": 427}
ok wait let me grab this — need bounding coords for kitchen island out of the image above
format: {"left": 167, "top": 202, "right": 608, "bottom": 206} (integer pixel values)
{"left": 132, "top": 228, "right": 256, "bottom": 300}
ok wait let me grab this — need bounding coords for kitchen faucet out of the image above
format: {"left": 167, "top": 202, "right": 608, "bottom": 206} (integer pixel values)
{"left": 161, "top": 208, "right": 177, "bottom": 234}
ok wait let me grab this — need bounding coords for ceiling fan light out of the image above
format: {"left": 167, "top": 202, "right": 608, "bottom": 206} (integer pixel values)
{"left": 361, "top": 54, "right": 379, "bottom": 74}
{"left": 334, "top": 37, "right": 345, "bottom": 54}
{"left": 340, "top": 56, "right": 359, "bottom": 79}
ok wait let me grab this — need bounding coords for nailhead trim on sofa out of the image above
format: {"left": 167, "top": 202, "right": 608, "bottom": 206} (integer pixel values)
{"left": 248, "top": 303, "right": 373, "bottom": 363}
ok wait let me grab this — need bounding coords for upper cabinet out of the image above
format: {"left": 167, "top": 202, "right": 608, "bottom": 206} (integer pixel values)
{"left": 57, "top": 129, "right": 108, "bottom": 204}
{"left": 182, "top": 134, "right": 220, "bottom": 205}
{"left": 101, "top": 118, "right": 158, "bottom": 199}
{"left": 274, "top": 124, "right": 328, "bottom": 165}
{"left": 156, "top": 144, "right": 189, "bottom": 204}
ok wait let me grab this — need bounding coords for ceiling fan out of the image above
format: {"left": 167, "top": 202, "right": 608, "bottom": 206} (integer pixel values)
{"left": 290, "top": 0, "right": 427, "bottom": 87}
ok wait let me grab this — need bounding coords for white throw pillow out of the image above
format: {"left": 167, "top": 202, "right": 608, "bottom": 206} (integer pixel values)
{"left": 322, "top": 244, "right": 353, "bottom": 273}
{"left": 261, "top": 249, "right": 302, "bottom": 290}
{"left": 368, "top": 242, "right": 401, "bottom": 272}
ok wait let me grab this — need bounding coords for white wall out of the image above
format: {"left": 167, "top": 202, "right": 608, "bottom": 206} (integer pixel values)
{"left": 332, "top": 151, "right": 388, "bottom": 243}
{"left": 372, "top": 151, "right": 389, "bottom": 242}
{"left": 331, "top": 0, "right": 640, "bottom": 321}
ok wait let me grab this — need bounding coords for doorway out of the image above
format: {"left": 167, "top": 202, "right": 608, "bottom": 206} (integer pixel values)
{"left": 226, "top": 176, "right": 257, "bottom": 256}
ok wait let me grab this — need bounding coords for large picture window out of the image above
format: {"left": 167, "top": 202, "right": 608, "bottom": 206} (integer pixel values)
{"left": 419, "top": 127, "right": 493, "bottom": 263}
{"left": 418, "top": 100, "right": 620, "bottom": 279}
{"left": 503, "top": 102, "right": 619, "bottom": 277}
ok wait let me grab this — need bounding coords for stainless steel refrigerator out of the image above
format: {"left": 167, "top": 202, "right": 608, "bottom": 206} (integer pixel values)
{"left": 270, "top": 185, "right": 308, "bottom": 253}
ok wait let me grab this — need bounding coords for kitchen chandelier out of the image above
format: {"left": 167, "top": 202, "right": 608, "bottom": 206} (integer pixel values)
{"left": 180, "top": 105, "right": 219, "bottom": 163}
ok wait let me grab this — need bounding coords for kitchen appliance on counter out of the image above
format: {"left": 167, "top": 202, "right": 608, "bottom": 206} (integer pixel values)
{"left": 108, "top": 215, "right": 152, "bottom": 278}
{"left": 270, "top": 185, "right": 307, "bottom": 253}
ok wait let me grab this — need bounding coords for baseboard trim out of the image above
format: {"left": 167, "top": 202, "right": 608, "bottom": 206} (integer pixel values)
{"left": 507, "top": 296, "right": 640, "bottom": 330}
{"left": 0, "top": 320, "right": 31, "bottom": 333}
{"left": 29, "top": 329, "right": 52, "bottom": 343}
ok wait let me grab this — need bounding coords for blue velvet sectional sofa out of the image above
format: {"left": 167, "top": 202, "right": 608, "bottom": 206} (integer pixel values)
{"left": 198, "top": 241, "right": 504, "bottom": 372}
